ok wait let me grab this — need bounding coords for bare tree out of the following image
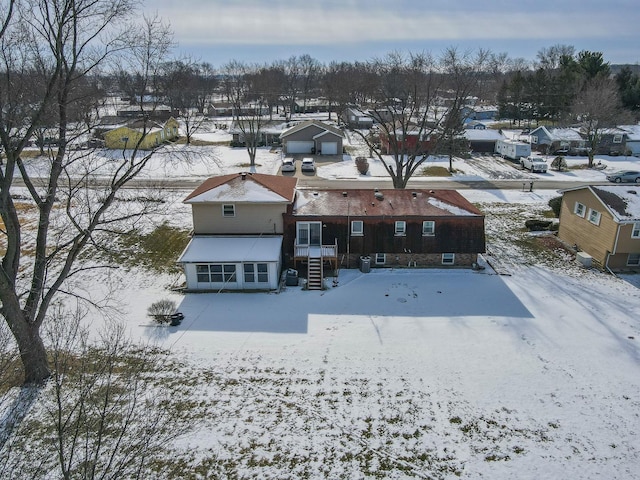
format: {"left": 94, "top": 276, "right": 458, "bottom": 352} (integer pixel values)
{"left": 223, "top": 60, "right": 267, "bottom": 171}
{"left": 0, "top": 1, "right": 173, "bottom": 384}
{"left": 571, "top": 76, "right": 630, "bottom": 168}
{"left": 349, "top": 50, "right": 488, "bottom": 188}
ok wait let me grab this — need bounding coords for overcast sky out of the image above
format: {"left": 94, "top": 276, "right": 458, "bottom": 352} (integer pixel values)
{"left": 144, "top": 0, "right": 640, "bottom": 67}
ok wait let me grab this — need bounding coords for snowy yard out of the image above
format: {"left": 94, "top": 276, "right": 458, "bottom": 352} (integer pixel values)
{"left": 81, "top": 189, "right": 639, "bottom": 479}
{"left": 5, "top": 132, "right": 640, "bottom": 478}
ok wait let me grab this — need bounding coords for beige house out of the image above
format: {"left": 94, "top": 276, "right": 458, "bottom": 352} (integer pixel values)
{"left": 558, "top": 185, "right": 640, "bottom": 271}
{"left": 178, "top": 172, "right": 298, "bottom": 291}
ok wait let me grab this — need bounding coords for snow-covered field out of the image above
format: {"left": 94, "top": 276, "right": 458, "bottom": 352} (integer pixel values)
{"left": 7, "top": 125, "right": 640, "bottom": 478}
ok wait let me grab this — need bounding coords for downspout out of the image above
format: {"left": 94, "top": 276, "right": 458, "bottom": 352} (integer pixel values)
{"left": 605, "top": 223, "right": 621, "bottom": 277}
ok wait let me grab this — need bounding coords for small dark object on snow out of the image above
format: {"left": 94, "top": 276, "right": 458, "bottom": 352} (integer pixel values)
{"left": 169, "top": 312, "right": 184, "bottom": 326}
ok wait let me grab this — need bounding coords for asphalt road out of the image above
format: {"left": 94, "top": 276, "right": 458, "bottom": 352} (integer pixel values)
{"left": 10, "top": 175, "right": 612, "bottom": 192}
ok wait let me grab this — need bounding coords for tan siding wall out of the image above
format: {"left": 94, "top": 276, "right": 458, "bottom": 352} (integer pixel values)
{"left": 558, "top": 190, "right": 617, "bottom": 266}
{"left": 615, "top": 223, "right": 640, "bottom": 253}
{"left": 191, "top": 203, "right": 286, "bottom": 234}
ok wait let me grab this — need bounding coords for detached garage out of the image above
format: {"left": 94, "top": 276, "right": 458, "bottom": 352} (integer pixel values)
{"left": 178, "top": 236, "right": 283, "bottom": 291}
{"left": 280, "top": 120, "right": 344, "bottom": 156}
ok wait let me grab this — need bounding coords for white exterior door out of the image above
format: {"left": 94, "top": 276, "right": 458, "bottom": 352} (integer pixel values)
{"left": 286, "top": 141, "right": 314, "bottom": 154}
{"left": 321, "top": 142, "right": 338, "bottom": 155}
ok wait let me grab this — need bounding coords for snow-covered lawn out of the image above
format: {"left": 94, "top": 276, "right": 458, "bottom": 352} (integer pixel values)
{"left": 7, "top": 133, "right": 640, "bottom": 477}
{"left": 76, "top": 188, "right": 637, "bottom": 479}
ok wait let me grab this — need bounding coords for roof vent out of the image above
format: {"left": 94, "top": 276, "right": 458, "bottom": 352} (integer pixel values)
{"left": 342, "top": 191, "right": 348, "bottom": 197}
{"left": 628, "top": 190, "right": 637, "bottom": 195}
{"left": 429, "top": 190, "right": 435, "bottom": 194}
{"left": 313, "top": 191, "right": 319, "bottom": 197}
{"left": 374, "top": 191, "right": 384, "bottom": 200}
{"left": 412, "top": 191, "right": 417, "bottom": 198}
{"left": 240, "top": 172, "right": 248, "bottom": 180}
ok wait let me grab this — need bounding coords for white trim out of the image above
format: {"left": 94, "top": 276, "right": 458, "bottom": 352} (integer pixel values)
{"left": 588, "top": 208, "right": 601, "bottom": 226}
{"left": 632, "top": 222, "right": 640, "bottom": 238}
{"left": 375, "top": 253, "right": 386, "bottom": 265}
{"left": 442, "top": 253, "right": 455, "bottom": 265}
{"left": 222, "top": 204, "right": 235, "bottom": 217}
{"left": 574, "top": 202, "right": 586, "bottom": 218}
{"left": 351, "top": 220, "right": 364, "bottom": 236}
{"left": 422, "top": 220, "right": 435, "bottom": 236}
{"left": 395, "top": 220, "right": 406, "bottom": 236}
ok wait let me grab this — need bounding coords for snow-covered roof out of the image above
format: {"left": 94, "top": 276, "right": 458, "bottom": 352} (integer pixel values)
{"left": 185, "top": 173, "right": 297, "bottom": 204}
{"left": 463, "top": 129, "right": 505, "bottom": 141}
{"left": 531, "top": 126, "right": 583, "bottom": 141}
{"left": 591, "top": 186, "right": 640, "bottom": 222}
{"left": 178, "top": 236, "right": 283, "bottom": 263}
{"left": 280, "top": 120, "right": 344, "bottom": 139}
{"left": 618, "top": 124, "right": 640, "bottom": 141}
{"left": 293, "top": 189, "right": 483, "bottom": 217}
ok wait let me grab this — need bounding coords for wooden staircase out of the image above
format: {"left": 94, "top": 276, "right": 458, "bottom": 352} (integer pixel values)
{"left": 307, "top": 256, "right": 323, "bottom": 290}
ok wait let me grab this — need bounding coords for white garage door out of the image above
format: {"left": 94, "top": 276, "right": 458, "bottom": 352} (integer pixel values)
{"left": 321, "top": 142, "right": 338, "bottom": 155}
{"left": 286, "top": 141, "right": 314, "bottom": 154}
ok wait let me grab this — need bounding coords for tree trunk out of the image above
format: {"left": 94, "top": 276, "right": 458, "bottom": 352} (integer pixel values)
{"left": 10, "top": 317, "right": 51, "bottom": 384}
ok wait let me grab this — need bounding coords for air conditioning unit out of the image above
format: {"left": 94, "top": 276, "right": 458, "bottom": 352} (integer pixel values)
{"left": 576, "top": 251, "right": 592, "bottom": 268}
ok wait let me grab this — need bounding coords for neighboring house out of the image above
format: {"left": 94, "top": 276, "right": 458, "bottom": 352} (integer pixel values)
{"left": 558, "top": 185, "right": 640, "bottom": 271}
{"left": 618, "top": 124, "right": 640, "bottom": 156}
{"left": 178, "top": 172, "right": 298, "bottom": 291}
{"left": 464, "top": 128, "right": 505, "bottom": 153}
{"left": 529, "top": 126, "right": 586, "bottom": 154}
{"left": 206, "top": 102, "right": 269, "bottom": 118}
{"left": 379, "top": 123, "right": 434, "bottom": 155}
{"left": 462, "top": 105, "right": 498, "bottom": 122}
{"left": 293, "top": 98, "right": 332, "bottom": 113}
{"left": 585, "top": 127, "right": 629, "bottom": 156}
{"left": 229, "top": 121, "right": 286, "bottom": 147}
{"left": 342, "top": 106, "right": 374, "bottom": 129}
{"left": 103, "top": 117, "right": 179, "bottom": 150}
{"left": 116, "top": 104, "right": 178, "bottom": 121}
{"left": 283, "top": 188, "right": 486, "bottom": 288}
{"left": 280, "top": 120, "right": 344, "bottom": 155}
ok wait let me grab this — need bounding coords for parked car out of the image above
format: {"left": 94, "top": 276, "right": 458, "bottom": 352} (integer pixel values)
{"left": 301, "top": 157, "right": 316, "bottom": 173}
{"left": 281, "top": 157, "right": 295, "bottom": 173}
{"left": 606, "top": 170, "right": 640, "bottom": 183}
{"left": 520, "top": 156, "right": 548, "bottom": 173}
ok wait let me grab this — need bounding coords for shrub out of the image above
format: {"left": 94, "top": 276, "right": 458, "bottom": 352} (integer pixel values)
{"left": 525, "top": 219, "right": 553, "bottom": 231}
{"left": 551, "top": 156, "right": 567, "bottom": 171}
{"left": 147, "top": 300, "right": 177, "bottom": 324}
{"left": 548, "top": 196, "right": 562, "bottom": 217}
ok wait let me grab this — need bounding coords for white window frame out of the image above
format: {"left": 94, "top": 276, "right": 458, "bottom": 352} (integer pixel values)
{"left": 243, "top": 263, "right": 269, "bottom": 283}
{"left": 222, "top": 204, "right": 235, "bottom": 217}
{"left": 531, "top": 136, "right": 538, "bottom": 144}
{"left": 395, "top": 221, "right": 406, "bottom": 236}
{"left": 351, "top": 220, "right": 364, "bottom": 236}
{"left": 613, "top": 134, "right": 623, "bottom": 144}
{"left": 422, "top": 221, "right": 435, "bottom": 236}
{"left": 442, "top": 253, "right": 455, "bottom": 265}
{"left": 574, "top": 202, "right": 586, "bottom": 218}
{"left": 632, "top": 223, "right": 640, "bottom": 239}
{"left": 375, "top": 253, "right": 386, "bottom": 265}
{"left": 627, "top": 253, "right": 640, "bottom": 266}
{"left": 196, "top": 264, "right": 237, "bottom": 283}
{"left": 588, "top": 208, "right": 601, "bottom": 226}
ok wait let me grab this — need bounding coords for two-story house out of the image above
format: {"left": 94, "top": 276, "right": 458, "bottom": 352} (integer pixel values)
{"left": 558, "top": 185, "right": 640, "bottom": 271}
{"left": 178, "top": 172, "right": 298, "bottom": 291}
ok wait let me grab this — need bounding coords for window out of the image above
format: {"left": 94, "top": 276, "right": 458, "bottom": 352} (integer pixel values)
{"left": 375, "top": 253, "right": 386, "bottom": 265}
{"left": 422, "top": 221, "right": 435, "bottom": 236}
{"left": 222, "top": 204, "right": 235, "bottom": 217}
{"left": 196, "top": 264, "right": 236, "bottom": 283}
{"left": 395, "top": 221, "right": 406, "bottom": 236}
{"left": 244, "top": 263, "right": 269, "bottom": 283}
{"left": 588, "top": 208, "right": 601, "bottom": 226}
{"left": 442, "top": 253, "right": 455, "bottom": 265}
{"left": 632, "top": 223, "right": 640, "bottom": 239}
{"left": 574, "top": 202, "right": 586, "bottom": 217}
{"left": 297, "top": 222, "right": 322, "bottom": 246}
{"left": 627, "top": 253, "right": 640, "bottom": 266}
{"left": 531, "top": 136, "right": 538, "bottom": 144}
{"left": 613, "top": 134, "right": 623, "bottom": 144}
{"left": 351, "top": 220, "right": 364, "bottom": 236}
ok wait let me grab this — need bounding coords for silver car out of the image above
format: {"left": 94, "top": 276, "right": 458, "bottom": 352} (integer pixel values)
{"left": 606, "top": 170, "right": 640, "bottom": 183}
{"left": 281, "top": 158, "right": 295, "bottom": 173}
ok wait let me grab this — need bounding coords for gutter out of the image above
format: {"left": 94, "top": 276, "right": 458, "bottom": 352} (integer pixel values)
{"left": 605, "top": 223, "right": 622, "bottom": 277}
